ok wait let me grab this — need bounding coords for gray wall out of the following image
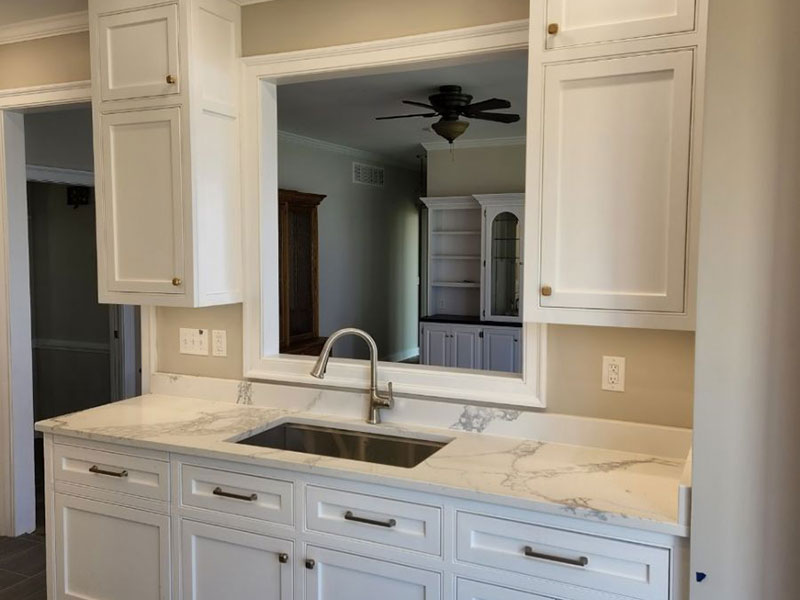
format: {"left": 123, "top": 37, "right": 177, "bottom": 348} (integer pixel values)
{"left": 24, "top": 107, "right": 93, "bottom": 172}
{"left": 279, "top": 137, "right": 420, "bottom": 360}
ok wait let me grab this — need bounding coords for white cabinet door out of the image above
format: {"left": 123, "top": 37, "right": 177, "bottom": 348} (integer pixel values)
{"left": 181, "top": 520, "right": 292, "bottom": 600}
{"left": 99, "top": 107, "right": 185, "bottom": 297}
{"left": 451, "top": 326, "right": 482, "bottom": 369}
{"left": 457, "top": 579, "right": 553, "bottom": 600}
{"left": 540, "top": 50, "right": 693, "bottom": 314}
{"left": 482, "top": 327, "right": 521, "bottom": 373}
{"left": 305, "top": 546, "right": 440, "bottom": 600}
{"left": 545, "top": 0, "right": 696, "bottom": 49}
{"left": 98, "top": 4, "right": 181, "bottom": 101}
{"left": 421, "top": 323, "right": 450, "bottom": 367}
{"left": 54, "top": 493, "right": 170, "bottom": 600}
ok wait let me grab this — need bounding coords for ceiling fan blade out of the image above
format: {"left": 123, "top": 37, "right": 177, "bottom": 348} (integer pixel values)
{"left": 466, "top": 111, "right": 521, "bottom": 124}
{"left": 402, "top": 100, "right": 436, "bottom": 110}
{"left": 464, "top": 98, "right": 511, "bottom": 113}
{"left": 376, "top": 112, "right": 438, "bottom": 120}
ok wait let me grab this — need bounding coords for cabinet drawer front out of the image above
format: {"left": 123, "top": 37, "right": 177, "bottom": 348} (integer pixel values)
{"left": 54, "top": 443, "right": 169, "bottom": 501}
{"left": 98, "top": 4, "right": 181, "bottom": 101}
{"left": 306, "top": 485, "right": 442, "bottom": 555}
{"left": 457, "top": 578, "right": 550, "bottom": 600}
{"left": 305, "top": 545, "right": 441, "bottom": 600}
{"left": 545, "top": 0, "right": 696, "bottom": 49}
{"left": 456, "top": 512, "right": 669, "bottom": 600}
{"left": 54, "top": 494, "right": 171, "bottom": 600}
{"left": 181, "top": 464, "right": 294, "bottom": 525}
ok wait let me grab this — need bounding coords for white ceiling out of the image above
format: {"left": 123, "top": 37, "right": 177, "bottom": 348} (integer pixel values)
{"left": 0, "top": 0, "right": 87, "bottom": 25}
{"left": 277, "top": 51, "right": 528, "bottom": 164}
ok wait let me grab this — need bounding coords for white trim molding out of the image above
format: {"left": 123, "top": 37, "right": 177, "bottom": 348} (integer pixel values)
{"left": 0, "top": 11, "right": 89, "bottom": 46}
{"left": 421, "top": 135, "right": 526, "bottom": 152}
{"left": 0, "top": 81, "right": 91, "bottom": 109}
{"left": 242, "top": 19, "right": 529, "bottom": 78}
{"left": 242, "top": 20, "right": 546, "bottom": 408}
{"left": 26, "top": 165, "right": 94, "bottom": 186}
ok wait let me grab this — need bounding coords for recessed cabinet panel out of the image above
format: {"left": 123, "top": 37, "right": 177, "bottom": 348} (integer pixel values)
{"left": 457, "top": 579, "right": 548, "bottom": 600}
{"left": 98, "top": 4, "right": 180, "bottom": 101}
{"left": 452, "top": 326, "right": 482, "bottom": 370}
{"left": 482, "top": 327, "right": 521, "bottom": 374}
{"left": 540, "top": 50, "right": 693, "bottom": 313}
{"left": 545, "top": 0, "right": 696, "bottom": 49}
{"left": 100, "top": 107, "right": 184, "bottom": 296}
{"left": 421, "top": 323, "right": 450, "bottom": 367}
{"left": 305, "top": 546, "right": 440, "bottom": 600}
{"left": 181, "top": 520, "right": 292, "bottom": 600}
{"left": 54, "top": 494, "right": 170, "bottom": 600}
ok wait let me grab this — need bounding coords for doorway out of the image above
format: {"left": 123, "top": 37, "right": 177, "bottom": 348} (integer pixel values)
{"left": 0, "top": 98, "right": 140, "bottom": 536}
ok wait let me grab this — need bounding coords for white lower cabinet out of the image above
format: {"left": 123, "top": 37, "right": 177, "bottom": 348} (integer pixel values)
{"left": 420, "top": 322, "right": 521, "bottom": 373}
{"left": 53, "top": 493, "right": 171, "bottom": 600}
{"left": 457, "top": 579, "right": 554, "bottom": 600}
{"left": 304, "top": 546, "right": 440, "bottom": 600}
{"left": 45, "top": 439, "right": 687, "bottom": 600}
{"left": 180, "top": 520, "right": 292, "bottom": 600}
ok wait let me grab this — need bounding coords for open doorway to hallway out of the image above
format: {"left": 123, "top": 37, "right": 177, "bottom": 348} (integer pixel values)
{"left": 20, "top": 106, "right": 140, "bottom": 533}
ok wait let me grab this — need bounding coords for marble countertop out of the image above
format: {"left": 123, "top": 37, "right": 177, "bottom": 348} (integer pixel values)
{"left": 35, "top": 394, "right": 689, "bottom": 536}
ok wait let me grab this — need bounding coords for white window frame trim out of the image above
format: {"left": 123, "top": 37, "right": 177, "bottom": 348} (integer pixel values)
{"left": 240, "top": 19, "right": 547, "bottom": 408}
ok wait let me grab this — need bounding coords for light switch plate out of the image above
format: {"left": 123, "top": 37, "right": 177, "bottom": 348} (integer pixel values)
{"left": 212, "top": 330, "right": 227, "bottom": 357}
{"left": 602, "top": 356, "right": 626, "bottom": 392}
{"left": 179, "top": 328, "right": 208, "bottom": 356}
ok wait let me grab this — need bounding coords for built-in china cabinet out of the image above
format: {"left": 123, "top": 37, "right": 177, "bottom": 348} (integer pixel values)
{"left": 419, "top": 194, "right": 524, "bottom": 373}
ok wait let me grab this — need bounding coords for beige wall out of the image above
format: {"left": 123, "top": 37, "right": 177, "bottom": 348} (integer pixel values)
{"left": 156, "top": 305, "right": 244, "bottom": 380}
{"left": 427, "top": 145, "right": 526, "bottom": 196}
{"left": 241, "top": 0, "right": 529, "bottom": 56}
{"left": 0, "top": 32, "right": 90, "bottom": 90}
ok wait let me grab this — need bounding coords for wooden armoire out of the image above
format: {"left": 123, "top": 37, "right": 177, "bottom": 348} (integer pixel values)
{"left": 278, "top": 189, "right": 327, "bottom": 355}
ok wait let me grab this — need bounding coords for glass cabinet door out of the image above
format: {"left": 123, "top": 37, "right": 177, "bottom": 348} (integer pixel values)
{"left": 483, "top": 206, "right": 524, "bottom": 322}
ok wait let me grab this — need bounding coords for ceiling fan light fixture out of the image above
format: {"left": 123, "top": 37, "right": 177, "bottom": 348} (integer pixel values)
{"left": 432, "top": 119, "right": 469, "bottom": 144}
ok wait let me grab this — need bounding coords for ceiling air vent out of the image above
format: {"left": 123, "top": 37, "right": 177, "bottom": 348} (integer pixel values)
{"left": 353, "top": 162, "right": 385, "bottom": 187}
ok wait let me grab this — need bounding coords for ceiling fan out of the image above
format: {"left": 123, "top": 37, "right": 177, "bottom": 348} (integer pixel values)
{"left": 376, "top": 85, "right": 521, "bottom": 144}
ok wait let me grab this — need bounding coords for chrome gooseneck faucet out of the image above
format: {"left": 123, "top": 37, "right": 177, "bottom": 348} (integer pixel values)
{"left": 310, "top": 327, "right": 394, "bottom": 424}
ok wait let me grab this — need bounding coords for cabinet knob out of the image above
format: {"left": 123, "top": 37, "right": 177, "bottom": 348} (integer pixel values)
{"left": 278, "top": 553, "right": 289, "bottom": 564}
{"left": 547, "top": 23, "right": 560, "bottom": 35}
{"left": 305, "top": 559, "right": 316, "bottom": 570}
{"left": 172, "top": 277, "right": 182, "bottom": 286}
{"left": 166, "top": 74, "right": 177, "bottom": 84}
{"left": 541, "top": 285, "right": 553, "bottom": 297}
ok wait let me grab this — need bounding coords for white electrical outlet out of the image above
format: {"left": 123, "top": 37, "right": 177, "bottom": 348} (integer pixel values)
{"left": 438, "top": 298, "right": 446, "bottom": 310}
{"left": 179, "top": 328, "right": 209, "bottom": 356}
{"left": 602, "top": 356, "right": 626, "bottom": 392}
{"left": 212, "top": 330, "right": 227, "bottom": 357}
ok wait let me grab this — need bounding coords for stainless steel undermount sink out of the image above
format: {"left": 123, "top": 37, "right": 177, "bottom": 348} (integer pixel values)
{"left": 235, "top": 421, "right": 450, "bottom": 468}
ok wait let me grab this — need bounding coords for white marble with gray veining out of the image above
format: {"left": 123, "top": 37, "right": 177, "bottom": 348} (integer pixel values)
{"left": 36, "top": 394, "right": 689, "bottom": 536}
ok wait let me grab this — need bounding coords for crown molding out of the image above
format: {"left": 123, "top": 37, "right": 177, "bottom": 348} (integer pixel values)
{"left": 27, "top": 165, "right": 94, "bottom": 187}
{"left": 0, "top": 11, "right": 89, "bottom": 46}
{"left": 278, "top": 131, "right": 415, "bottom": 169}
{"left": 421, "top": 136, "right": 526, "bottom": 152}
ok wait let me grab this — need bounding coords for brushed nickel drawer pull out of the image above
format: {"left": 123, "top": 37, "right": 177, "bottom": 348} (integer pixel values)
{"left": 89, "top": 465, "right": 128, "bottom": 478}
{"left": 344, "top": 510, "right": 397, "bottom": 528}
{"left": 524, "top": 545, "right": 589, "bottom": 567}
{"left": 212, "top": 486, "right": 257, "bottom": 502}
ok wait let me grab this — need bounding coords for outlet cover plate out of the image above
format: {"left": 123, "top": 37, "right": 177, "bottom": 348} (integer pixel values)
{"left": 602, "top": 356, "right": 626, "bottom": 392}
{"left": 212, "top": 330, "right": 227, "bottom": 357}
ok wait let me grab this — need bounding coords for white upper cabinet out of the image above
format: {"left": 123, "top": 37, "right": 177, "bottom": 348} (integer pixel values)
{"left": 100, "top": 107, "right": 185, "bottom": 294}
{"left": 90, "top": 0, "right": 241, "bottom": 307}
{"left": 97, "top": 4, "right": 181, "bottom": 101}
{"left": 544, "top": 0, "right": 697, "bottom": 49}
{"left": 535, "top": 49, "right": 695, "bottom": 327}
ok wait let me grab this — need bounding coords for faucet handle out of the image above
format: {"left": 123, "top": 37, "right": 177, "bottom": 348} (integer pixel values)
{"left": 386, "top": 381, "right": 394, "bottom": 406}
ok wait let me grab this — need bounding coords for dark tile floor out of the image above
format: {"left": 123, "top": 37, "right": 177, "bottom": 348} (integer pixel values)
{"left": 0, "top": 530, "right": 47, "bottom": 600}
